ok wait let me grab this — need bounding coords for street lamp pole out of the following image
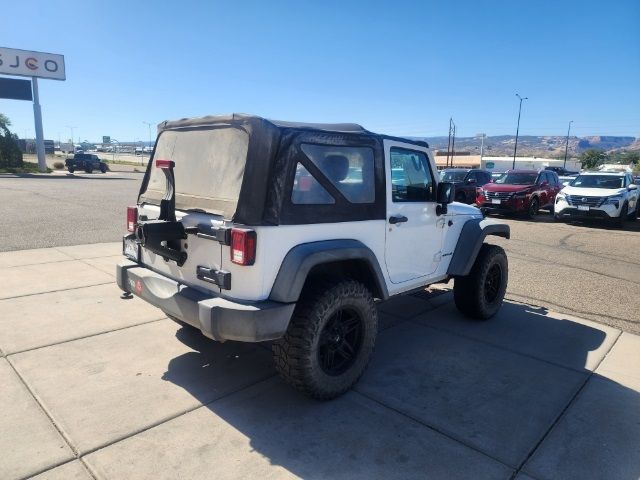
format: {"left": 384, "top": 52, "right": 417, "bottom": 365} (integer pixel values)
{"left": 65, "top": 125, "right": 77, "bottom": 148}
{"left": 143, "top": 121, "right": 153, "bottom": 165}
{"left": 563, "top": 120, "right": 573, "bottom": 169}
{"left": 512, "top": 94, "right": 528, "bottom": 169}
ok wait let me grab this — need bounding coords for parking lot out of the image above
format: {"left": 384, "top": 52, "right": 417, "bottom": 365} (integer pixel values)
{"left": 0, "top": 170, "right": 639, "bottom": 480}
{"left": 2, "top": 170, "right": 638, "bottom": 334}
{"left": 1, "top": 241, "right": 638, "bottom": 479}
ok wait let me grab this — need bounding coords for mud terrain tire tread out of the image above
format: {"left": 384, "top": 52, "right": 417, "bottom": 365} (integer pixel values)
{"left": 272, "top": 278, "right": 377, "bottom": 400}
{"left": 454, "top": 244, "right": 508, "bottom": 320}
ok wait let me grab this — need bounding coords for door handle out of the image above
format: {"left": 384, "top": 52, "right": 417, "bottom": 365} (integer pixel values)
{"left": 389, "top": 215, "right": 408, "bottom": 224}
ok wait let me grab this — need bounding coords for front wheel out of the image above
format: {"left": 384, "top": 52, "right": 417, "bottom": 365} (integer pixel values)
{"left": 67, "top": 167, "right": 75, "bottom": 173}
{"left": 526, "top": 197, "right": 539, "bottom": 219}
{"left": 454, "top": 244, "right": 508, "bottom": 320}
{"left": 272, "top": 278, "right": 377, "bottom": 399}
{"left": 616, "top": 203, "right": 628, "bottom": 229}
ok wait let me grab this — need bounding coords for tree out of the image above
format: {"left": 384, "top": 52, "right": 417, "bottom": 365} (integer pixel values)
{"left": 0, "top": 113, "right": 24, "bottom": 169}
{"left": 579, "top": 149, "right": 607, "bottom": 170}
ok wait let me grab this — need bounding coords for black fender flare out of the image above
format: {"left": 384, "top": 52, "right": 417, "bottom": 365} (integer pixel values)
{"left": 269, "top": 239, "right": 389, "bottom": 303}
{"left": 447, "top": 218, "right": 510, "bottom": 277}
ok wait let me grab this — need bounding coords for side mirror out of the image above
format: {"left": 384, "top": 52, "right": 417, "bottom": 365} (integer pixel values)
{"left": 436, "top": 182, "right": 455, "bottom": 215}
{"left": 629, "top": 184, "right": 638, "bottom": 190}
{"left": 540, "top": 180, "right": 549, "bottom": 187}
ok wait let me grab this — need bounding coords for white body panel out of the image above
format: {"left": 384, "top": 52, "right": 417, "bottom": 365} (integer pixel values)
{"left": 383, "top": 140, "right": 443, "bottom": 284}
{"left": 136, "top": 142, "right": 482, "bottom": 304}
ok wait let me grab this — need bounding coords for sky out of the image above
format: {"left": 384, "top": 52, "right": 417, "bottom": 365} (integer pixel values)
{"left": 1, "top": 0, "right": 639, "bottom": 143}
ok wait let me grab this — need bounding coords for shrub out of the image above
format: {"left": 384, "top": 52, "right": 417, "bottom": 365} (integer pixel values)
{"left": 53, "top": 161, "right": 64, "bottom": 169}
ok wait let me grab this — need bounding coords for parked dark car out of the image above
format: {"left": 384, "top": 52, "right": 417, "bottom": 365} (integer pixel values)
{"left": 65, "top": 153, "right": 108, "bottom": 174}
{"left": 477, "top": 169, "right": 562, "bottom": 218}
{"left": 544, "top": 166, "right": 579, "bottom": 176}
{"left": 439, "top": 168, "right": 492, "bottom": 204}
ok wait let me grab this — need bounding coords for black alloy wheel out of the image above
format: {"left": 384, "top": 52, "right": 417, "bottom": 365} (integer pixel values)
{"left": 318, "top": 308, "right": 364, "bottom": 376}
{"left": 483, "top": 263, "right": 502, "bottom": 304}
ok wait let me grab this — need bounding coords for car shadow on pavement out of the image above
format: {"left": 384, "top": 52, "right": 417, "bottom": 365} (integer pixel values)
{"left": 160, "top": 301, "right": 640, "bottom": 480}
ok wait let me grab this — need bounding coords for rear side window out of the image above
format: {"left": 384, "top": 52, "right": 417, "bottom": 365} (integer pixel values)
{"left": 293, "top": 144, "right": 376, "bottom": 204}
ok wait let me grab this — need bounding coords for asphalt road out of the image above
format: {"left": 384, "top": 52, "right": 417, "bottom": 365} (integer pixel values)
{"left": 1, "top": 171, "right": 639, "bottom": 333}
{"left": 0, "top": 171, "right": 141, "bottom": 251}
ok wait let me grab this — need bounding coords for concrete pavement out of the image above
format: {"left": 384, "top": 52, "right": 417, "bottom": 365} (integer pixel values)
{"left": 1, "top": 243, "right": 639, "bottom": 479}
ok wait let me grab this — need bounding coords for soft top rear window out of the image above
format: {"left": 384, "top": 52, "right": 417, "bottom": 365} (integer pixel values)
{"left": 140, "top": 127, "right": 249, "bottom": 218}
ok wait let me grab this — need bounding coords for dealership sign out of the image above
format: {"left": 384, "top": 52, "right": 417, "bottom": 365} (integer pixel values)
{"left": 0, "top": 47, "right": 65, "bottom": 80}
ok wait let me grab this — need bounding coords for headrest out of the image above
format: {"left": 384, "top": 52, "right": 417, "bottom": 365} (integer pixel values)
{"left": 323, "top": 154, "right": 350, "bottom": 182}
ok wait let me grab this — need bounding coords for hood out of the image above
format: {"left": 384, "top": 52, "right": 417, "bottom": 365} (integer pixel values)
{"left": 561, "top": 186, "right": 626, "bottom": 197}
{"left": 482, "top": 183, "right": 533, "bottom": 193}
{"left": 449, "top": 202, "right": 482, "bottom": 216}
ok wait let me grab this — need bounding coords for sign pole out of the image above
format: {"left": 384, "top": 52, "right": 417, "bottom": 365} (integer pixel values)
{"left": 31, "top": 77, "right": 47, "bottom": 172}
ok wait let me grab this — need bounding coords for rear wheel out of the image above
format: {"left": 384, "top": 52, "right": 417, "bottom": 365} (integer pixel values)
{"left": 67, "top": 167, "right": 74, "bottom": 173}
{"left": 454, "top": 244, "right": 508, "bottom": 320}
{"left": 272, "top": 278, "right": 377, "bottom": 399}
{"left": 100, "top": 163, "right": 107, "bottom": 173}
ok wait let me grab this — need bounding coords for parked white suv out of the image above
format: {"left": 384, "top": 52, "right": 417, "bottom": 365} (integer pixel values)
{"left": 554, "top": 171, "right": 639, "bottom": 226}
{"left": 117, "top": 114, "right": 510, "bottom": 399}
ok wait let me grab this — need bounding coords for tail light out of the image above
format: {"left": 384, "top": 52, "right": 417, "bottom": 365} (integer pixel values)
{"left": 155, "top": 159, "right": 175, "bottom": 169}
{"left": 230, "top": 228, "right": 256, "bottom": 266}
{"left": 127, "top": 206, "right": 138, "bottom": 232}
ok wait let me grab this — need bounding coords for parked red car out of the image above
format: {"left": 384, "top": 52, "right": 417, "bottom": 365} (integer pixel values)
{"left": 477, "top": 169, "right": 562, "bottom": 218}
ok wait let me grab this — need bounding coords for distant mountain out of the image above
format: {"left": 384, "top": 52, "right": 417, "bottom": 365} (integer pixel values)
{"left": 416, "top": 135, "right": 638, "bottom": 157}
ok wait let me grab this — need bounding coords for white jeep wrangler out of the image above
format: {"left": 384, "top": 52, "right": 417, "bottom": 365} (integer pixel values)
{"left": 117, "top": 114, "right": 510, "bottom": 399}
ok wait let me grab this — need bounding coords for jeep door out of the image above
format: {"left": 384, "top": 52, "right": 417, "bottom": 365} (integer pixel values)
{"left": 384, "top": 140, "right": 444, "bottom": 284}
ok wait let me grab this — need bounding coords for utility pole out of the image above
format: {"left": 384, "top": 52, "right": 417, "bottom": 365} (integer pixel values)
{"left": 512, "top": 93, "right": 528, "bottom": 169}
{"left": 563, "top": 120, "right": 573, "bottom": 169}
{"left": 65, "top": 125, "right": 77, "bottom": 148}
{"left": 446, "top": 118, "right": 455, "bottom": 168}
{"left": 451, "top": 123, "right": 456, "bottom": 167}
{"left": 476, "top": 133, "right": 486, "bottom": 162}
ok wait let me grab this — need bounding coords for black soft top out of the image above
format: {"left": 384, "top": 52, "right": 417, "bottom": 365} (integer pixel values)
{"left": 140, "top": 114, "right": 428, "bottom": 225}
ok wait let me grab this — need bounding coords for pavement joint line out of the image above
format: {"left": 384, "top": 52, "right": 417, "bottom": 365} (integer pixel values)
{"left": 0, "top": 281, "right": 114, "bottom": 301}
{"left": 14, "top": 458, "right": 97, "bottom": 480}
{"left": 52, "top": 245, "right": 122, "bottom": 261}
{"left": 0, "top": 257, "right": 76, "bottom": 269}
{"left": 75, "top": 373, "right": 279, "bottom": 459}
{"left": 511, "top": 329, "right": 624, "bottom": 479}
{"left": 77, "top": 257, "right": 117, "bottom": 277}
{"left": 5, "top": 316, "right": 169, "bottom": 357}
{"left": 505, "top": 292, "right": 639, "bottom": 325}
{"left": 351, "top": 388, "right": 515, "bottom": 471}
{"left": 5, "top": 356, "right": 81, "bottom": 464}
{"left": 405, "top": 306, "right": 610, "bottom": 376}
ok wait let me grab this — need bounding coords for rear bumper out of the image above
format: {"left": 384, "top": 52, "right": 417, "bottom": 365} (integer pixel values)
{"left": 116, "top": 260, "right": 295, "bottom": 342}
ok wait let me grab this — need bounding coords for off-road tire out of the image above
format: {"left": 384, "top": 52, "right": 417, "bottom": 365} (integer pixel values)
{"left": 455, "top": 191, "right": 466, "bottom": 203}
{"left": 272, "top": 278, "right": 377, "bottom": 400}
{"left": 100, "top": 163, "right": 107, "bottom": 173}
{"left": 454, "top": 244, "right": 508, "bottom": 320}
{"left": 527, "top": 197, "right": 539, "bottom": 219}
{"left": 67, "top": 167, "right": 74, "bottom": 173}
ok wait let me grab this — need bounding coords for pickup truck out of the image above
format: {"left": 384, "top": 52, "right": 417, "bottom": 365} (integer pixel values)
{"left": 65, "top": 153, "right": 108, "bottom": 173}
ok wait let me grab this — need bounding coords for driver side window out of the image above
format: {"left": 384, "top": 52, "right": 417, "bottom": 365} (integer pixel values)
{"left": 390, "top": 147, "right": 434, "bottom": 202}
